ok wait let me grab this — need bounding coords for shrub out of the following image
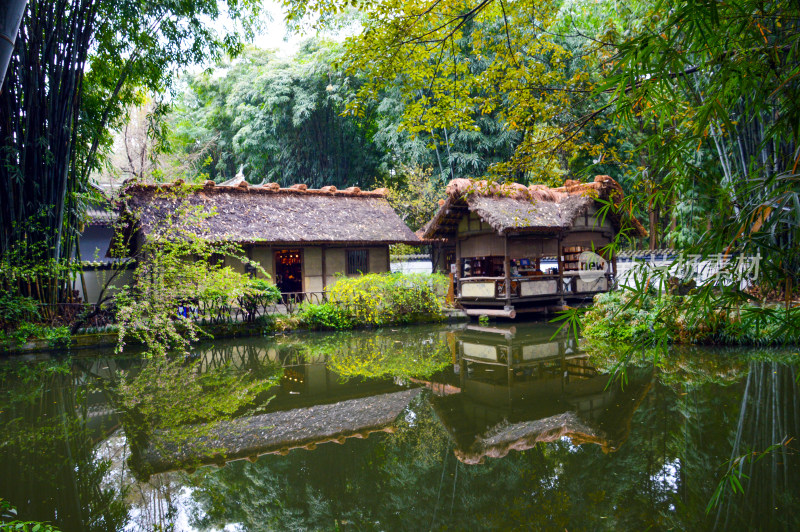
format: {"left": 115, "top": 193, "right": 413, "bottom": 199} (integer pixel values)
{"left": 324, "top": 272, "right": 448, "bottom": 327}
{"left": 0, "top": 323, "right": 71, "bottom": 350}
{"left": 238, "top": 278, "right": 281, "bottom": 321}
{"left": 294, "top": 273, "right": 449, "bottom": 330}
{"left": 582, "top": 290, "right": 800, "bottom": 346}
{"left": 297, "top": 303, "right": 353, "bottom": 330}
{"left": 0, "top": 294, "right": 39, "bottom": 329}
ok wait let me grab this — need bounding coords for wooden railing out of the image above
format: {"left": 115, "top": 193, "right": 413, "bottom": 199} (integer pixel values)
{"left": 458, "top": 273, "right": 613, "bottom": 300}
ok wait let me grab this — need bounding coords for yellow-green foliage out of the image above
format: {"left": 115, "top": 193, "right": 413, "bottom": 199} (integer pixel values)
{"left": 311, "top": 272, "right": 449, "bottom": 328}
{"left": 271, "top": 328, "right": 453, "bottom": 381}
{"left": 324, "top": 332, "right": 451, "bottom": 381}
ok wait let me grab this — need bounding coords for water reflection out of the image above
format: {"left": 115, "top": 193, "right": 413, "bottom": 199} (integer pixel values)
{"left": 0, "top": 323, "right": 798, "bottom": 531}
{"left": 0, "top": 359, "right": 127, "bottom": 531}
{"left": 429, "top": 324, "right": 653, "bottom": 463}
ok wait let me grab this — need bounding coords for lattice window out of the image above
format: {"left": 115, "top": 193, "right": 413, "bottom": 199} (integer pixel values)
{"left": 346, "top": 249, "right": 369, "bottom": 274}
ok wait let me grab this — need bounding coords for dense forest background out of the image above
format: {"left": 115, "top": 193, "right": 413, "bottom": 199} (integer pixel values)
{"left": 2, "top": 0, "right": 799, "bottom": 305}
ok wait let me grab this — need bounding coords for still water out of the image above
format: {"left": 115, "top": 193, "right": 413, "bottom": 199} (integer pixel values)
{"left": 1, "top": 321, "right": 798, "bottom": 531}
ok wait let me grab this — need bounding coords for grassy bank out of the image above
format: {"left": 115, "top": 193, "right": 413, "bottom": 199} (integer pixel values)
{"left": 582, "top": 291, "right": 800, "bottom": 346}
{"left": 2, "top": 273, "right": 460, "bottom": 354}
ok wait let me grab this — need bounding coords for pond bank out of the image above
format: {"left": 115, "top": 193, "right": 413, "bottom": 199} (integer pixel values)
{"left": 1, "top": 308, "right": 469, "bottom": 356}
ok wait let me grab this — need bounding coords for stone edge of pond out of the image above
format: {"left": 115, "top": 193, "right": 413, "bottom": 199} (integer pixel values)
{"left": 1, "top": 308, "right": 470, "bottom": 356}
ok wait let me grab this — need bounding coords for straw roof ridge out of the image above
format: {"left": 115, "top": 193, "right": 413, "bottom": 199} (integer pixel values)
{"left": 123, "top": 179, "right": 388, "bottom": 198}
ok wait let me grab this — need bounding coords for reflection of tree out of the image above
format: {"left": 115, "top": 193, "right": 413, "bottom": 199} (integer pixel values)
{"left": 322, "top": 331, "right": 451, "bottom": 381}
{"left": 712, "top": 362, "right": 800, "bottom": 531}
{"left": 184, "top": 359, "right": 799, "bottom": 531}
{"left": 0, "top": 360, "right": 128, "bottom": 530}
{"left": 115, "top": 355, "right": 282, "bottom": 476}
{"left": 4, "top": 341, "right": 796, "bottom": 530}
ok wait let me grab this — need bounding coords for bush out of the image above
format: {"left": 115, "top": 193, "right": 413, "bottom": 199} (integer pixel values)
{"left": 238, "top": 278, "right": 282, "bottom": 321}
{"left": 297, "top": 303, "right": 353, "bottom": 330}
{"left": 0, "top": 323, "right": 71, "bottom": 350}
{"left": 325, "top": 273, "right": 448, "bottom": 327}
{"left": 0, "top": 294, "right": 39, "bottom": 329}
{"left": 296, "top": 273, "right": 449, "bottom": 330}
{"left": 582, "top": 290, "right": 800, "bottom": 346}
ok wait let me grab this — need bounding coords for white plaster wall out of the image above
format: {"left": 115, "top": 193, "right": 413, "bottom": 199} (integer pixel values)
{"left": 74, "top": 267, "right": 134, "bottom": 304}
{"left": 520, "top": 279, "right": 558, "bottom": 296}
{"left": 368, "top": 246, "right": 389, "bottom": 273}
{"left": 305, "top": 275, "right": 324, "bottom": 293}
{"left": 325, "top": 247, "right": 346, "bottom": 286}
{"left": 391, "top": 260, "right": 433, "bottom": 274}
{"left": 224, "top": 255, "right": 246, "bottom": 274}
{"left": 461, "top": 282, "right": 495, "bottom": 298}
{"left": 250, "top": 246, "right": 274, "bottom": 278}
{"left": 304, "top": 247, "right": 322, "bottom": 276}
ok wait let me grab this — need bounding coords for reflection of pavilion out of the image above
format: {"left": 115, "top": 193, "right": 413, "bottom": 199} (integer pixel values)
{"left": 431, "top": 324, "right": 653, "bottom": 464}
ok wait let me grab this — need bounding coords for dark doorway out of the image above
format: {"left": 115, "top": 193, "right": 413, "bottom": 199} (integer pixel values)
{"left": 275, "top": 249, "right": 303, "bottom": 295}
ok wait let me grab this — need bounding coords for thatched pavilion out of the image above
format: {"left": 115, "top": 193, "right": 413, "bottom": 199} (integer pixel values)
{"left": 118, "top": 180, "right": 420, "bottom": 296}
{"left": 421, "top": 176, "right": 647, "bottom": 317}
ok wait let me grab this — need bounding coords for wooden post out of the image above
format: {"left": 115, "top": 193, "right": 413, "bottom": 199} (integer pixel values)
{"left": 557, "top": 234, "right": 565, "bottom": 307}
{"left": 455, "top": 238, "right": 462, "bottom": 298}
{"left": 503, "top": 233, "right": 511, "bottom": 307}
{"left": 321, "top": 245, "right": 327, "bottom": 294}
{"left": 447, "top": 272, "right": 455, "bottom": 305}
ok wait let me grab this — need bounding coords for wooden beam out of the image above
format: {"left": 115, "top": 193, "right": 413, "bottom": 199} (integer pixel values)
{"left": 321, "top": 245, "right": 327, "bottom": 292}
{"left": 504, "top": 234, "right": 511, "bottom": 306}
{"left": 455, "top": 238, "right": 462, "bottom": 298}
{"left": 464, "top": 308, "right": 517, "bottom": 319}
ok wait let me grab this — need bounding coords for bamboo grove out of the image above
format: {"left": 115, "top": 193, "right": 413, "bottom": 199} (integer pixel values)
{"left": 0, "top": 0, "right": 263, "bottom": 306}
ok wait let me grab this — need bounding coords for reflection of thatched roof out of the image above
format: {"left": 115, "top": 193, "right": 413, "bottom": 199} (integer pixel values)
{"left": 455, "top": 412, "right": 607, "bottom": 464}
{"left": 136, "top": 388, "right": 422, "bottom": 476}
{"left": 422, "top": 176, "right": 647, "bottom": 239}
{"left": 121, "top": 180, "right": 421, "bottom": 246}
{"left": 433, "top": 365, "right": 653, "bottom": 465}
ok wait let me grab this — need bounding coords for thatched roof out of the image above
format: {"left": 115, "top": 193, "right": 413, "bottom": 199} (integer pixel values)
{"left": 422, "top": 176, "right": 647, "bottom": 239}
{"left": 120, "top": 180, "right": 420, "bottom": 246}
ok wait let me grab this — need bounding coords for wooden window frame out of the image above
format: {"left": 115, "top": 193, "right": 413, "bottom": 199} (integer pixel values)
{"left": 346, "top": 248, "right": 369, "bottom": 275}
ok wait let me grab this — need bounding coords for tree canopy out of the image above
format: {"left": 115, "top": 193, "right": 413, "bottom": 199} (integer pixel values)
{"left": 0, "top": 0, "right": 263, "bottom": 304}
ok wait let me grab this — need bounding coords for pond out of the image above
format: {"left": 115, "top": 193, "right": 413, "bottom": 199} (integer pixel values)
{"left": 1, "top": 321, "right": 799, "bottom": 531}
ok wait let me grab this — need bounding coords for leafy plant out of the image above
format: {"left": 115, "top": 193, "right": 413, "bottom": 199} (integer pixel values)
{"left": 0, "top": 324, "right": 71, "bottom": 351}
{"left": 322, "top": 272, "right": 449, "bottom": 327}
{"left": 113, "top": 184, "right": 270, "bottom": 356}
{"left": 238, "top": 278, "right": 282, "bottom": 322}
{"left": 0, "top": 498, "right": 60, "bottom": 532}
{"left": 582, "top": 290, "right": 800, "bottom": 347}
{"left": 0, "top": 295, "right": 39, "bottom": 329}
{"left": 297, "top": 303, "right": 354, "bottom": 330}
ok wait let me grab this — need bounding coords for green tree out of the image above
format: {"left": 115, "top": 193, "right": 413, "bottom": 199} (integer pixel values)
{"left": 0, "top": 0, "right": 262, "bottom": 305}
{"left": 167, "top": 41, "right": 387, "bottom": 188}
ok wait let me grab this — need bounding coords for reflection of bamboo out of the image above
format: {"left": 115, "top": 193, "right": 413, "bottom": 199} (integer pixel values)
{"left": 715, "top": 362, "right": 799, "bottom": 531}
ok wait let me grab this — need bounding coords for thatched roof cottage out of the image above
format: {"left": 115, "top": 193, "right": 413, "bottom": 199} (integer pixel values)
{"left": 119, "top": 180, "right": 420, "bottom": 295}
{"left": 422, "top": 176, "right": 646, "bottom": 317}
